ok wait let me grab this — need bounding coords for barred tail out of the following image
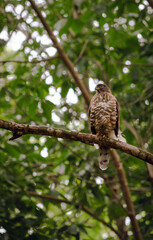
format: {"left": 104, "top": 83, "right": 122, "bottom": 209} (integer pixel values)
{"left": 99, "top": 147, "right": 110, "bottom": 170}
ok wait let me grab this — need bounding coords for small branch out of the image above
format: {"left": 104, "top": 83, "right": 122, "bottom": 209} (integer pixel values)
{"left": 123, "top": 119, "right": 153, "bottom": 186}
{"left": 0, "top": 7, "right": 31, "bottom": 40}
{"left": 122, "top": 120, "right": 144, "bottom": 147}
{"left": 94, "top": 59, "right": 109, "bottom": 85}
{"left": 117, "top": 61, "right": 153, "bottom": 67}
{"left": 0, "top": 119, "right": 153, "bottom": 165}
{"left": 144, "top": 121, "right": 153, "bottom": 143}
{"left": 0, "top": 56, "right": 59, "bottom": 64}
{"left": 53, "top": 9, "right": 82, "bottom": 43}
{"left": 28, "top": 0, "right": 91, "bottom": 106}
{"left": 27, "top": 191, "right": 121, "bottom": 238}
{"left": 126, "top": 85, "right": 152, "bottom": 107}
{"left": 74, "top": 39, "right": 88, "bottom": 64}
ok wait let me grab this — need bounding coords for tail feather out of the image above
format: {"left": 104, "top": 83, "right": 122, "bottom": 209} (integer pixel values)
{"left": 99, "top": 147, "right": 110, "bottom": 170}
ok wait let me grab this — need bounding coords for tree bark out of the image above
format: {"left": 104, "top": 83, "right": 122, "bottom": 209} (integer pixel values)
{"left": 0, "top": 119, "right": 153, "bottom": 165}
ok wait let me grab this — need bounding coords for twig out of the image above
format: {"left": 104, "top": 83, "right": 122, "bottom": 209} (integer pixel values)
{"left": 0, "top": 55, "right": 59, "bottom": 64}
{"left": 144, "top": 121, "right": 153, "bottom": 143}
{"left": 94, "top": 59, "right": 109, "bottom": 85}
{"left": 122, "top": 120, "right": 144, "bottom": 147}
{"left": 126, "top": 85, "right": 153, "bottom": 106}
{"left": 0, "top": 119, "right": 153, "bottom": 165}
{"left": 53, "top": 9, "right": 82, "bottom": 43}
{"left": 123, "top": 119, "right": 153, "bottom": 186}
{"left": 117, "top": 61, "right": 153, "bottom": 67}
{"left": 0, "top": 7, "right": 31, "bottom": 39}
{"left": 26, "top": 191, "right": 122, "bottom": 238}
{"left": 74, "top": 39, "right": 88, "bottom": 64}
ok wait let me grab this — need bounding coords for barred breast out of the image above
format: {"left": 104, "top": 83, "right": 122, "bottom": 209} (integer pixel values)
{"left": 89, "top": 92, "right": 117, "bottom": 136}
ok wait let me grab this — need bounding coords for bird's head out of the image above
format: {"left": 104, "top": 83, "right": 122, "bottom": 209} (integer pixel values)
{"left": 95, "top": 84, "right": 111, "bottom": 93}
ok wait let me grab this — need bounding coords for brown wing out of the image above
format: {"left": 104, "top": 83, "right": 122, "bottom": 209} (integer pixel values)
{"left": 89, "top": 106, "right": 96, "bottom": 135}
{"left": 114, "top": 100, "right": 119, "bottom": 137}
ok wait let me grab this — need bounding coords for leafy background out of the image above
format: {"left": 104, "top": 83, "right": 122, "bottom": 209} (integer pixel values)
{"left": 0, "top": 0, "right": 153, "bottom": 239}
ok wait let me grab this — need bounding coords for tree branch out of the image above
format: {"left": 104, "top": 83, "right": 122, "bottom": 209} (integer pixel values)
{"left": 122, "top": 120, "right": 144, "bottom": 147}
{"left": 0, "top": 119, "right": 153, "bottom": 165}
{"left": 74, "top": 39, "right": 88, "bottom": 64}
{"left": 110, "top": 150, "right": 143, "bottom": 240}
{"left": 147, "top": 0, "right": 153, "bottom": 8}
{"left": 94, "top": 59, "right": 109, "bottom": 85}
{"left": 26, "top": 191, "right": 122, "bottom": 239}
{"left": 117, "top": 61, "right": 153, "bottom": 67}
{"left": 123, "top": 120, "right": 153, "bottom": 186}
{"left": 28, "top": 0, "right": 91, "bottom": 106}
{"left": 0, "top": 55, "right": 59, "bottom": 64}
{"left": 53, "top": 9, "right": 82, "bottom": 43}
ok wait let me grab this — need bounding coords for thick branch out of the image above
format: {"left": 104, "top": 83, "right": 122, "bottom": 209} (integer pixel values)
{"left": 28, "top": 0, "right": 91, "bottom": 106}
{"left": 27, "top": 191, "right": 121, "bottom": 238}
{"left": 0, "top": 119, "right": 153, "bottom": 165}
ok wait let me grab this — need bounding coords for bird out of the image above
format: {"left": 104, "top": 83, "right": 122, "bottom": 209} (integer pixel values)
{"left": 89, "top": 83, "right": 119, "bottom": 170}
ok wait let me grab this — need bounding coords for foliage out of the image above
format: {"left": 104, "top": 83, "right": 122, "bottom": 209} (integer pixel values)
{"left": 0, "top": 0, "right": 153, "bottom": 239}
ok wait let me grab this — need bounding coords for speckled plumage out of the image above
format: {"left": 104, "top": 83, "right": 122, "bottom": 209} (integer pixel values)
{"left": 89, "top": 84, "right": 119, "bottom": 170}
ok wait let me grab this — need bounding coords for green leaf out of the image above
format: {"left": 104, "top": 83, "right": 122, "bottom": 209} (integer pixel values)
{"left": 61, "top": 81, "right": 70, "bottom": 98}
{"left": 5, "top": 143, "right": 20, "bottom": 158}
{"left": 69, "top": 20, "right": 84, "bottom": 34}
{"left": 108, "top": 203, "right": 126, "bottom": 221}
{"left": 68, "top": 224, "right": 78, "bottom": 235}
{"left": 28, "top": 100, "right": 38, "bottom": 117}
{"left": 41, "top": 100, "right": 55, "bottom": 120}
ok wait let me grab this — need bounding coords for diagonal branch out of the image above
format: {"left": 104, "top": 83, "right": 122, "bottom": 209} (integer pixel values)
{"left": 122, "top": 120, "right": 144, "bottom": 147}
{"left": 110, "top": 150, "right": 143, "bottom": 240}
{"left": 0, "top": 119, "right": 153, "bottom": 165}
{"left": 123, "top": 120, "right": 153, "bottom": 186}
{"left": 28, "top": 0, "right": 91, "bottom": 106}
{"left": 26, "top": 191, "right": 122, "bottom": 238}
